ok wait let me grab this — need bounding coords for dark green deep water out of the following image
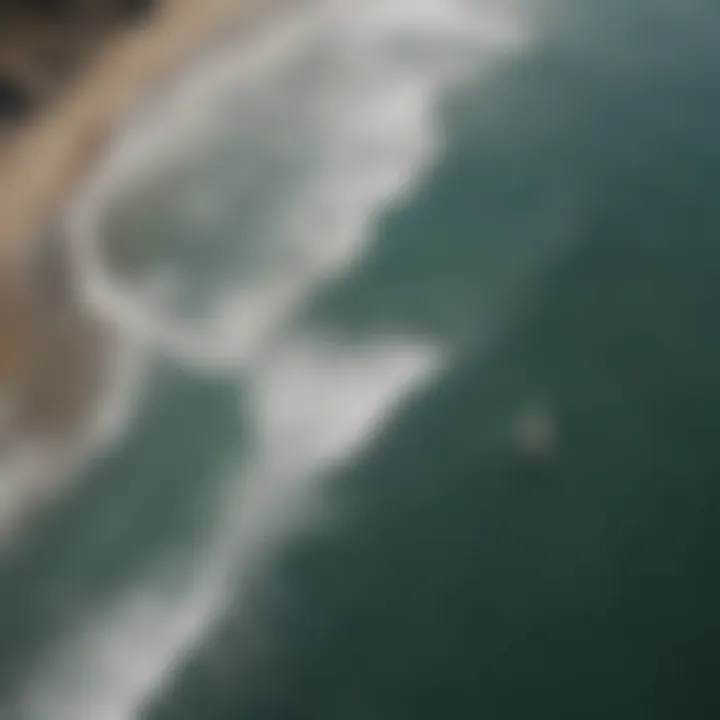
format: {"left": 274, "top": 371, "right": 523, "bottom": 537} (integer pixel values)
{"left": 2, "top": 1, "right": 720, "bottom": 718}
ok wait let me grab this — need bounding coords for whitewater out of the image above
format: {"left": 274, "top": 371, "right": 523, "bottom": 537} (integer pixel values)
{"left": 1, "top": 1, "right": 532, "bottom": 718}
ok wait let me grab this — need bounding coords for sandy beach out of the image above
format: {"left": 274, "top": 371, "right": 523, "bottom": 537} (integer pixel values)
{"left": 0, "top": 0, "right": 268, "bottom": 390}
{"left": 0, "top": 0, "right": 275, "bottom": 545}
{"left": 0, "top": 0, "right": 268, "bottom": 267}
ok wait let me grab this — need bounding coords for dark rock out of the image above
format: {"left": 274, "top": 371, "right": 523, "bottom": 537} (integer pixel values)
{"left": 118, "top": 0, "right": 159, "bottom": 22}
{"left": 0, "top": 77, "right": 35, "bottom": 121}
{"left": 1, "top": 0, "right": 74, "bottom": 17}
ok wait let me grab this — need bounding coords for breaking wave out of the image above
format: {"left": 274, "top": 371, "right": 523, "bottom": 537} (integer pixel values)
{"left": 5, "top": 1, "right": 531, "bottom": 718}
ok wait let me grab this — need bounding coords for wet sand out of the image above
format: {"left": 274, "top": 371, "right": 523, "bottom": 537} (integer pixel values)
{"left": 0, "top": 0, "right": 266, "bottom": 265}
{"left": 0, "top": 232, "right": 117, "bottom": 549}
{"left": 0, "top": 0, "right": 274, "bottom": 545}
{"left": 0, "top": 0, "right": 269, "bottom": 389}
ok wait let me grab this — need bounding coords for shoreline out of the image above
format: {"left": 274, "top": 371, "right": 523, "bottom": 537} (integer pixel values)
{"left": 0, "top": 0, "right": 267, "bottom": 270}
{"left": 0, "top": 0, "right": 270, "bottom": 394}
{"left": 0, "top": 0, "right": 276, "bottom": 546}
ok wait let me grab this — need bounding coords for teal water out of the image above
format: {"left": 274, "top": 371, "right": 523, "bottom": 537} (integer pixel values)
{"left": 2, "top": 0, "right": 720, "bottom": 718}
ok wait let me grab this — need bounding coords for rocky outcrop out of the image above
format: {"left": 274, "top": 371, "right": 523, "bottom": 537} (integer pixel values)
{"left": 0, "top": 0, "right": 160, "bottom": 125}
{"left": 1, "top": 1, "right": 157, "bottom": 20}
{"left": 0, "top": 76, "right": 35, "bottom": 121}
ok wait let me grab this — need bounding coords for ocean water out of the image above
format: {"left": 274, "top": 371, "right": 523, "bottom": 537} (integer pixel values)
{"left": 2, "top": 0, "right": 720, "bottom": 718}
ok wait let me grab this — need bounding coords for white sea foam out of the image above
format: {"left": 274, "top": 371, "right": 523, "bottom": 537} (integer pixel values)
{"left": 7, "top": 1, "right": 531, "bottom": 718}
{"left": 13, "top": 335, "right": 442, "bottom": 720}
{"left": 66, "top": 0, "right": 529, "bottom": 370}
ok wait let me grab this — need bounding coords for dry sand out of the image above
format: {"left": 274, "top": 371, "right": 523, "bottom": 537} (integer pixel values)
{"left": 0, "top": 0, "right": 279, "bottom": 547}
{"left": 0, "top": 0, "right": 269, "bottom": 391}
{"left": 0, "top": 0, "right": 266, "bottom": 265}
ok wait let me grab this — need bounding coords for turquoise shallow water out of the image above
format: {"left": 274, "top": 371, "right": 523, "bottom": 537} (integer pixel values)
{"left": 2, "top": 1, "right": 720, "bottom": 718}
